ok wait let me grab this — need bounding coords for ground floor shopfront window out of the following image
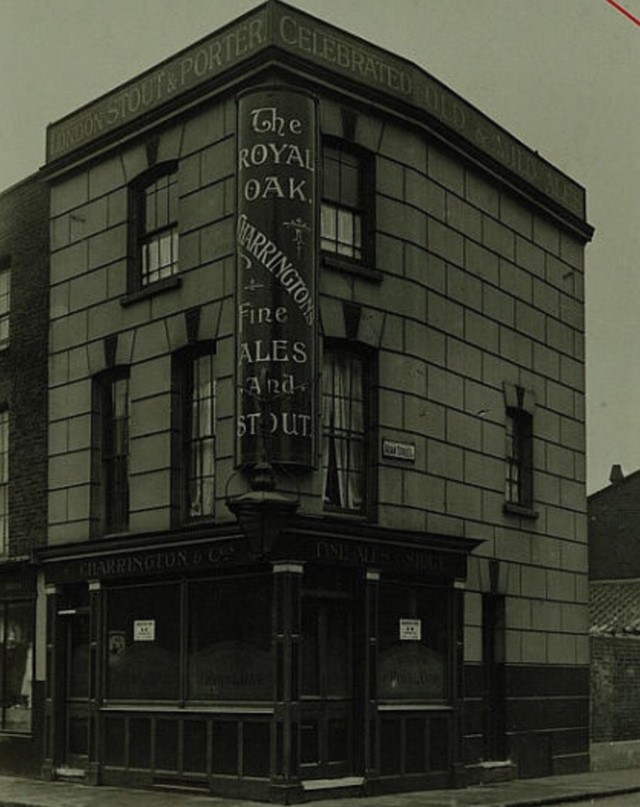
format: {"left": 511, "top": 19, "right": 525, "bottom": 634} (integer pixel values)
{"left": 0, "top": 600, "right": 33, "bottom": 733}
{"left": 105, "top": 574, "right": 272, "bottom": 703}
{"left": 96, "top": 573, "right": 274, "bottom": 785}
{"left": 44, "top": 550, "right": 465, "bottom": 800}
{"left": 376, "top": 580, "right": 453, "bottom": 779}
{"left": 378, "top": 581, "right": 449, "bottom": 702}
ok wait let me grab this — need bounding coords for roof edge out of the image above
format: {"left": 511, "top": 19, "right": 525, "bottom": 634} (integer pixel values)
{"left": 44, "top": 0, "right": 589, "bottom": 225}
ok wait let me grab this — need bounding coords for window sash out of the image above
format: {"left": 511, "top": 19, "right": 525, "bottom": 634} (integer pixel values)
{"left": 505, "top": 409, "right": 533, "bottom": 507}
{"left": 138, "top": 170, "right": 179, "bottom": 287}
{"left": 321, "top": 203, "right": 363, "bottom": 260}
{"left": 102, "top": 375, "right": 129, "bottom": 532}
{"left": 0, "top": 269, "right": 10, "bottom": 347}
{"left": 184, "top": 351, "right": 216, "bottom": 520}
{"left": 0, "top": 410, "right": 8, "bottom": 553}
{"left": 141, "top": 228, "right": 179, "bottom": 286}
{"left": 321, "top": 144, "right": 366, "bottom": 262}
{"left": 322, "top": 351, "right": 366, "bottom": 512}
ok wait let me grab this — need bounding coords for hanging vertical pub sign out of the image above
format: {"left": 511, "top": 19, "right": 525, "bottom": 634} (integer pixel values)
{"left": 236, "top": 88, "right": 318, "bottom": 468}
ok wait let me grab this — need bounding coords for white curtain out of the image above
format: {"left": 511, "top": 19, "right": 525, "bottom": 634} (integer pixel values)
{"left": 323, "top": 352, "right": 363, "bottom": 510}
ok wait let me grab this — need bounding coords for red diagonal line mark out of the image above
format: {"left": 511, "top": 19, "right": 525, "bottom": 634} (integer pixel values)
{"left": 604, "top": 0, "right": 640, "bottom": 26}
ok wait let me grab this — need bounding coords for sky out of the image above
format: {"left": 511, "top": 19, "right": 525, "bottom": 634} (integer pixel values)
{"left": 1, "top": 0, "right": 638, "bottom": 494}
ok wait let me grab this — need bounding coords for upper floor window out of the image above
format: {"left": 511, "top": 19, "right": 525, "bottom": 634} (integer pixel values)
{"left": 0, "top": 409, "right": 8, "bottom": 552}
{"left": 173, "top": 345, "right": 216, "bottom": 521}
{"left": 96, "top": 370, "right": 129, "bottom": 533}
{"left": 321, "top": 142, "right": 372, "bottom": 266}
{"left": 0, "top": 265, "right": 10, "bottom": 349}
{"left": 322, "top": 346, "right": 370, "bottom": 514}
{"left": 504, "top": 385, "right": 534, "bottom": 512}
{"left": 131, "top": 164, "right": 179, "bottom": 290}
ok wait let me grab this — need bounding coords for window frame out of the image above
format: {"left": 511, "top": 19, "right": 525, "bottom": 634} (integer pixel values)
{"left": 503, "top": 385, "right": 536, "bottom": 516}
{"left": 172, "top": 342, "right": 217, "bottom": 525}
{"left": 321, "top": 340, "right": 375, "bottom": 518}
{"left": 0, "top": 261, "right": 11, "bottom": 350}
{"left": 93, "top": 368, "right": 130, "bottom": 535}
{"left": 104, "top": 574, "right": 272, "bottom": 705}
{"left": 0, "top": 598, "right": 34, "bottom": 734}
{"left": 378, "top": 580, "right": 452, "bottom": 704}
{"left": 127, "top": 162, "right": 180, "bottom": 297}
{"left": 321, "top": 138, "right": 375, "bottom": 273}
{"left": 0, "top": 408, "right": 8, "bottom": 554}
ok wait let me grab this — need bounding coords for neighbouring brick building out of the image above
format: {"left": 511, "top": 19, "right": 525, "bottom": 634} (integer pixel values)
{"left": 18, "top": 1, "right": 595, "bottom": 800}
{"left": 0, "top": 175, "right": 49, "bottom": 775}
{"left": 589, "top": 467, "right": 640, "bottom": 767}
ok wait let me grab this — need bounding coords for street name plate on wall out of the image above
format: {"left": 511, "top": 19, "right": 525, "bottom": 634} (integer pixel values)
{"left": 382, "top": 439, "right": 416, "bottom": 462}
{"left": 236, "top": 87, "right": 318, "bottom": 468}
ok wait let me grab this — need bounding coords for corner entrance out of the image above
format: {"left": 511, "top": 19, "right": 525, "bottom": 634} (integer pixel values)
{"left": 300, "top": 581, "right": 357, "bottom": 780}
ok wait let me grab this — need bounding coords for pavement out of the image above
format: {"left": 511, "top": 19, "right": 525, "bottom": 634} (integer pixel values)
{"left": 0, "top": 768, "right": 640, "bottom": 807}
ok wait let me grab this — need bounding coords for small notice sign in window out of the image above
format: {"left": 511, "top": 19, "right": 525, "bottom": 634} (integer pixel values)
{"left": 133, "top": 620, "right": 156, "bottom": 642}
{"left": 399, "top": 618, "right": 422, "bottom": 641}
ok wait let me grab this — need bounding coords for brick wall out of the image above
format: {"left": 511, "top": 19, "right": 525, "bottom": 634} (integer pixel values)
{"left": 592, "top": 636, "right": 640, "bottom": 743}
{"left": 0, "top": 175, "right": 49, "bottom": 556}
{"left": 589, "top": 472, "right": 640, "bottom": 580}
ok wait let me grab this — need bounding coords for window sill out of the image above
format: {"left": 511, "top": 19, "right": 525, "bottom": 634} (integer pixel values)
{"left": 322, "top": 254, "right": 382, "bottom": 282}
{"left": 377, "top": 702, "right": 452, "bottom": 712}
{"left": 176, "top": 516, "right": 217, "bottom": 529}
{"left": 120, "top": 275, "right": 181, "bottom": 307}
{"left": 322, "top": 505, "right": 369, "bottom": 521}
{"left": 97, "top": 529, "right": 130, "bottom": 541}
{"left": 503, "top": 502, "right": 539, "bottom": 519}
{"left": 100, "top": 703, "right": 274, "bottom": 713}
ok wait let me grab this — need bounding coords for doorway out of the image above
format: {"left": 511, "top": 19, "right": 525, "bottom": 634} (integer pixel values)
{"left": 59, "top": 606, "right": 91, "bottom": 771}
{"left": 482, "top": 593, "right": 506, "bottom": 761}
{"left": 300, "top": 590, "right": 356, "bottom": 779}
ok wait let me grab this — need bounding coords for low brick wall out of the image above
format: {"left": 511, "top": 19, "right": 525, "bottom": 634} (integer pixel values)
{"left": 591, "top": 636, "right": 640, "bottom": 743}
{"left": 591, "top": 740, "right": 640, "bottom": 771}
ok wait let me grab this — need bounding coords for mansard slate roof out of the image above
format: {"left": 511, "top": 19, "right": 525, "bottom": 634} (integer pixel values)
{"left": 590, "top": 580, "right": 640, "bottom": 637}
{"left": 44, "top": 0, "right": 591, "bottom": 237}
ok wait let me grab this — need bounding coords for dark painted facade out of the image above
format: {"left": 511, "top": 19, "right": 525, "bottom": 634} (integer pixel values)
{"left": 0, "top": 174, "right": 49, "bottom": 775}
{"left": 28, "top": 1, "right": 593, "bottom": 800}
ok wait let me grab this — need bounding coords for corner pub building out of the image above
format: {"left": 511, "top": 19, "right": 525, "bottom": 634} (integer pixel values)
{"left": 27, "top": 1, "right": 593, "bottom": 802}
